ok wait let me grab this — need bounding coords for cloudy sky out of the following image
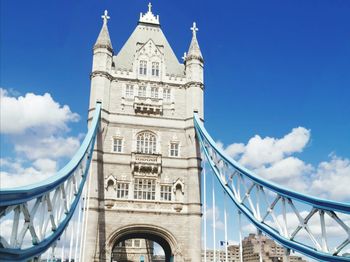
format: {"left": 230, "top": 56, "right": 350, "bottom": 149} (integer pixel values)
{"left": 1, "top": 0, "right": 349, "bottom": 259}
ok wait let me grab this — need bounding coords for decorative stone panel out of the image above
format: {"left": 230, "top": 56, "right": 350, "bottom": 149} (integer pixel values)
{"left": 133, "top": 96, "right": 163, "bottom": 115}
{"left": 131, "top": 152, "right": 162, "bottom": 176}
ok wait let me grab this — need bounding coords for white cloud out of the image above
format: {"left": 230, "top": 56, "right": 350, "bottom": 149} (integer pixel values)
{"left": 219, "top": 127, "right": 350, "bottom": 201}
{"left": 0, "top": 88, "right": 82, "bottom": 189}
{"left": 225, "top": 143, "right": 245, "bottom": 159}
{"left": 15, "top": 135, "right": 80, "bottom": 160}
{"left": 0, "top": 157, "right": 57, "bottom": 188}
{"left": 238, "top": 127, "right": 310, "bottom": 169}
{"left": 257, "top": 156, "right": 313, "bottom": 191}
{"left": 310, "top": 155, "right": 350, "bottom": 201}
{"left": 204, "top": 205, "right": 225, "bottom": 230}
{"left": 33, "top": 158, "right": 57, "bottom": 173}
{"left": 0, "top": 88, "right": 79, "bottom": 134}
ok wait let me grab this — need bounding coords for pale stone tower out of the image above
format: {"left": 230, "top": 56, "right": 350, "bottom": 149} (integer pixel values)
{"left": 86, "top": 4, "right": 204, "bottom": 262}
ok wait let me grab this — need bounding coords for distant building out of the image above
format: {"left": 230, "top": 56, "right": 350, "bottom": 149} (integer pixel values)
{"left": 202, "top": 234, "right": 307, "bottom": 262}
{"left": 152, "top": 254, "right": 166, "bottom": 261}
{"left": 202, "top": 247, "right": 240, "bottom": 262}
{"left": 242, "top": 233, "right": 283, "bottom": 261}
{"left": 112, "top": 239, "right": 153, "bottom": 262}
{"left": 242, "top": 233, "right": 307, "bottom": 262}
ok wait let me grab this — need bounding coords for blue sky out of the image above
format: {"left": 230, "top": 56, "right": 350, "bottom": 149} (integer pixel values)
{"left": 1, "top": 0, "right": 350, "bottom": 258}
{"left": 1, "top": 0, "right": 349, "bottom": 163}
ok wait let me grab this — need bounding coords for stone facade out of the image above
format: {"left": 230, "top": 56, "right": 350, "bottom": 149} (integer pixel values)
{"left": 85, "top": 4, "right": 204, "bottom": 262}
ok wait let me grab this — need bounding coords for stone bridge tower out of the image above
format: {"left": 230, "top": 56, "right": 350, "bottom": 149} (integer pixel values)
{"left": 86, "top": 4, "right": 204, "bottom": 262}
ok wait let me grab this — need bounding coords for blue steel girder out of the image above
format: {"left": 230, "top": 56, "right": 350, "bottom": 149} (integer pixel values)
{"left": 194, "top": 113, "right": 350, "bottom": 262}
{"left": 0, "top": 103, "right": 101, "bottom": 261}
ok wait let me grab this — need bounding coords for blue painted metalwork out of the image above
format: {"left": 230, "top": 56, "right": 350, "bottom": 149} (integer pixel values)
{"left": 194, "top": 113, "right": 350, "bottom": 261}
{"left": 0, "top": 103, "right": 101, "bottom": 261}
{"left": 194, "top": 114, "right": 350, "bottom": 214}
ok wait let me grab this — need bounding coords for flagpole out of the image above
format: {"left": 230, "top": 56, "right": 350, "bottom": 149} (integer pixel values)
{"left": 224, "top": 192, "right": 228, "bottom": 262}
{"left": 203, "top": 162, "right": 207, "bottom": 262}
{"left": 212, "top": 172, "right": 216, "bottom": 262}
{"left": 238, "top": 211, "right": 243, "bottom": 262}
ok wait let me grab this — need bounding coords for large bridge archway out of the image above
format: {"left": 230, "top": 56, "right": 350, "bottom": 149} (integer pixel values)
{"left": 107, "top": 225, "right": 181, "bottom": 262}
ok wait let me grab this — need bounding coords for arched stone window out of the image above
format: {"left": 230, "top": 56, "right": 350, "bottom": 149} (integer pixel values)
{"left": 136, "top": 131, "right": 157, "bottom": 154}
{"left": 107, "top": 179, "right": 115, "bottom": 191}
{"left": 175, "top": 184, "right": 183, "bottom": 202}
{"left": 105, "top": 175, "right": 116, "bottom": 191}
{"left": 173, "top": 179, "right": 184, "bottom": 203}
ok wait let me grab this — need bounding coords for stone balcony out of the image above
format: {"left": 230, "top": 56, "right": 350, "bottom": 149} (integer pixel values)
{"left": 133, "top": 96, "right": 163, "bottom": 115}
{"left": 131, "top": 152, "right": 162, "bottom": 176}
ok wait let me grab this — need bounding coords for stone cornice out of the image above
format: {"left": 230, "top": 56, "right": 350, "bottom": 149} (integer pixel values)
{"left": 89, "top": 207, "right": 202, "bottom": 217}
{"left": 93, "top": 44, "right": 113, "bottom": 53}
{"left": 185, "top": 54, "right": 204, "bottom": 63}
{"left": 184, "top": 81, "right": 204, "bottom": 90}
{"left": 111, "top": 76, "right": 185, "bottom": 87}
{"left": 90, "top": 70, "right": 113, "bottom": 80}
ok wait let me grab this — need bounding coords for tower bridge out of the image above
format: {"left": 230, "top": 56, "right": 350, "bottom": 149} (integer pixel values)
{"left": 1, "top": 4, "right": 350, "bottom": 262}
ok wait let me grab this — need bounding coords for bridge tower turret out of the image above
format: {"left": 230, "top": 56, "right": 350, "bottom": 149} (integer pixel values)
{"left": 86, "top": 5, "right": 203, "bottom": 262}
{"left": 89, "top": 10, "right": 113, "bottom": 110}
{"left": 185, "top": 22, "right": 204, "bottom": 119}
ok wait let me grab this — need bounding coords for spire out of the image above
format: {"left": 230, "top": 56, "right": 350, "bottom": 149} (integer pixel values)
{"left": 94, "top": 10, "right": 113, "bottom": 51}
{"left": 186, "top": 22, "right": 203, "bottom": 62}
{"left": 139, "top": 2, "right": 160, "bottom": 25}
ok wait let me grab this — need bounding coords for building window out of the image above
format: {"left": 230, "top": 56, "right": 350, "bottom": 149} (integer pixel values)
{"left": 152, "top": 62, "right": 159, "bottom": 76}
{"left": 125, "top": 239, "right": 132, "bottom": 247}
{"left": 126, "top": 85, "right": 134, "bottom": 97}
{"left": 170, "top": 142, "right": 179, "bottom": 157}
{"left": 134, "top": 239, "right": 141, "bottom": 248}
{"left": 163, "top": 88, "right": 171, "bottom": 101}
{"left": 136, "top": 132, "right": 157, "bottom": 154}
{"left": 151, "top": 87, "right": 159, "bottom": 98}
{"left": 113, "top": 138, "right": 123, "bottom": 153}
{"left": 138, "top": 86, "right": 147, "bottom": 97}
{"left": 134, "top": 178, "right": 156, "bottom": 200}
{"left": 116, "top": 182, "right": 129, "bottom": 199}
{"left": 117, "top": 239, "right": 132, "bottom": 247}
{"left": 160, "top": 185, "right": 172, "bottom": 201}
{"left": 139, "top": 60, "right": 147, "bottom": 75}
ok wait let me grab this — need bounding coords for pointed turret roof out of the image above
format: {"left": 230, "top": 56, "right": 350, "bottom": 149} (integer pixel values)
{"left": 94, "top": 10, "right": 113, "bottom": 52}
{"left": 186, "top": 22, "right": 203, "bottom": 62}
{"left": 113, "top": 3, "right": 184, "bottom": 75}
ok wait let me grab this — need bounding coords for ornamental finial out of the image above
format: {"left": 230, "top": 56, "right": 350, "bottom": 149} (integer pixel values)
{"left": 101, "top": 10, "right": 110, "bottom": 25}
{"left": 139, "top": 2, "right": 159, "bottom": 25}
{"left": 190, "top": 22, "right": 198, "bottom": 36}
{"left": 182, "top": 52, "right": 187, "bottom": 61}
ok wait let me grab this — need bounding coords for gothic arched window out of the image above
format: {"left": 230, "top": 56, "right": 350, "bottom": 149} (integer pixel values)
{"left": 136, "top": 131, "right": 157, "bottom": 154}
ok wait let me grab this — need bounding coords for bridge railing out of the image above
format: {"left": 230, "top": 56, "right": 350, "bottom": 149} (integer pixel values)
{"left": 0, "top": 103, "right": 101, "bottom": 261}
{"left": 194, "top": 113, "right": 350, "bottom": 261}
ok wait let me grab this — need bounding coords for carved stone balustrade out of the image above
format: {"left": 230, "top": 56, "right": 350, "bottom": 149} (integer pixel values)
{"left": 133, "top": 96, "right": 163, "bottom": 115}
{"left": 131, "top": 152, "right": 162, "bottom": 176}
